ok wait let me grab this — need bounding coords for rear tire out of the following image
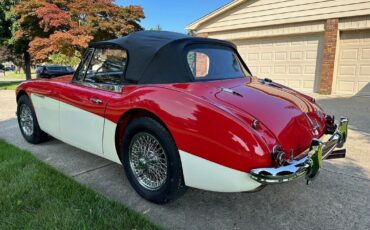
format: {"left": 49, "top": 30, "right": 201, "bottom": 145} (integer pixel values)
{"left": 120, "top": 117, "right": 187, "bottom": 204}
{"left": 17, "top": 95, "right": 49, "bottom": 144}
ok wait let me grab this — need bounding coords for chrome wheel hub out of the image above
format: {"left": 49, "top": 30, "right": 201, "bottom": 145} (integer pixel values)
{"left": 19, "top": 104, "right": 34, "bottom": 136}
{"left": 129, "top": 132, "right": 168, "bottom": 190}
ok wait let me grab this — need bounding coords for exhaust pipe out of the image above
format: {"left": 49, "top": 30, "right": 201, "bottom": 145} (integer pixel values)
{"left": 325, "top": 149, "right": 346, "bottom": 160}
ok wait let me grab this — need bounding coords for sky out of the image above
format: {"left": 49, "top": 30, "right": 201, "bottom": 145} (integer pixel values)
{"left": 117, "top": 0, "right": 232, "bottom": 33}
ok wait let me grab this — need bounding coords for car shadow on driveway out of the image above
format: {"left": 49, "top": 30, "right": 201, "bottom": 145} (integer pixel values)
{"left": 1, "top": 95, "right": 370, "bottom": 230}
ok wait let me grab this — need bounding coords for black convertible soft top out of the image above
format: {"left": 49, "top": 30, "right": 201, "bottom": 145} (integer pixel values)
{"left": 89, "top": 31, "right": 238, "bottom": 84}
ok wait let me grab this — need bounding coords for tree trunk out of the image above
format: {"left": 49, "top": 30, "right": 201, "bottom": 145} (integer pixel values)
{"left": 24, "top": 51, "right": 31, "bottom": 80}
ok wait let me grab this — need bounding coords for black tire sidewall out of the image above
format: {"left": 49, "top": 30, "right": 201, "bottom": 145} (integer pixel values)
{"left": 121, "top": 117, "right": 186, "bottom": 204}
{"left": 17, "top": 95, "right": 48, "bottom": 144}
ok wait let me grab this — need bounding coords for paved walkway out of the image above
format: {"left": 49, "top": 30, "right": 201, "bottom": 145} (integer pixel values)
{"left": 0, "top": 90, "right": 369, "bottom": 230}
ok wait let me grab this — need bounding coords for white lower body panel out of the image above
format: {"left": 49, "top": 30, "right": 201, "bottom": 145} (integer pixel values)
{"left": 31, "top": 94, "right": 261, "bottom": 192}
{"left": 102, "top": 119, "right": 121, "bottom": 164}
{"left": 31, "top": 94, "right": 60, "bottom": 138}
{"left": 60, "top": 101, "right": 104, "bottom": 156}
{"left": 179, "top": 150, "right": 261, "bottom": 192}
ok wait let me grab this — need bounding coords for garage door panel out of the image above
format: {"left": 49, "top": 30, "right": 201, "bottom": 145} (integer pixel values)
{"left": 290, "top": 51, "right": 303, "bottom": 60}
{"left": 338, "top": 81, "right": 356, "bottom": 93}
{"left": 274, "top": 65, "right": 286, "bottom": 74}
{"left": 274, "top": 79, "right": 286, "bottom": 85}
{"left": 288, "top": 80, "right": 300, "bottom": 88}
{"left": 289, "top": 65, "right": 303, "bottom": 74}
{"left": 303, "top": 80, "right": 315, "bottom": 88}
{"left": 261, "top": 52, "right": 273, "bottom": 60}
{"left": 235, "top": 34, "right": 323, "bottom": 93}
{"left": 359, "top": 65, "right": 370, "bottom": 75}
{"left": 305, "top": 51, "right": 319, "bottom": 60}
{"left": 304, "top": 65, "right": 316, "bottom": 74}
{"left": 260, "top": 66, "right": 271, "bottom": 74}
{"left": 336, "top": 30, "right": 370, "bottom": 95}
{"left": 275, "top": 52, "right": 288, "bottom": 60}
{"left": 249, "top": 66, "right": 259, "bottom": 73}
{"left": 362, "top": 49, "right": 370, "bottom": 59}
{"left": 339, "top": 65, "right": 357, "bottom": 75}
{"left": 341, "top": 49, "right": 359, "bottom": 60}
{"left": 248, "top": 53, "right": 260, "bottom": 61}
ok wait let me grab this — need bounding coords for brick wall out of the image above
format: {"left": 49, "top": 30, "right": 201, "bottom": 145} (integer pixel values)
{"left": 319, "top": 18, "right": 339, "bottom": 94}
{"left": 195, "top": 52, "right": 209, "bottom": 77}
{"left": 191, "top": 33, "right": 209, "bottom": 78}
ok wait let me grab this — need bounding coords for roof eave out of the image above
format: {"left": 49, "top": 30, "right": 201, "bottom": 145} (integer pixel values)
{"left": 186, "top": 0, "right": 246, "bottom": 31}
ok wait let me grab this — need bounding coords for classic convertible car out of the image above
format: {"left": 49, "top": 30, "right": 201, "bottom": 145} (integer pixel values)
{"left": 16, "top": 31, "right": 348, "bottom": 204}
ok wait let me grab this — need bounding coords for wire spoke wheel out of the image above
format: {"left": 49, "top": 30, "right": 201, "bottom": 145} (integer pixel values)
{"left": 129, "top": 132, "right": 168, "bottom": 190}
{"left": 19, "top": 104, "right": 34, "bottom": 136}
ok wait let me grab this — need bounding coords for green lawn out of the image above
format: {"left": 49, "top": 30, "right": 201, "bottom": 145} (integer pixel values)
{"left": 0, "top": 139, "right": 161, "bottom": 230}
{"left": 0, "top": 81, "right": 21, "bottom": 90}
{"left": 0, "top": 71, "right": 36, "bottom": 80}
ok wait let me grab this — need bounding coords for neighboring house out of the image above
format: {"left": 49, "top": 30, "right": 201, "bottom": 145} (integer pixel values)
{"left": 187, "top": 0, "right": 370, "bottom": 95}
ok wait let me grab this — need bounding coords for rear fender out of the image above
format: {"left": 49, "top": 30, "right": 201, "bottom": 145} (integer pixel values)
{"left": 107, "top": 86, "right": 272, "bottom": 173}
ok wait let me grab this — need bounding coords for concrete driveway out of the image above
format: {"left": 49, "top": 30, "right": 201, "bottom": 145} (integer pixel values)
{"left": 0, "top": 90, "right": 369, "bottom": 230}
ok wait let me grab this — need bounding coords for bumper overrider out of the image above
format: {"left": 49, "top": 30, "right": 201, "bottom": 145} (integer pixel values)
{"left": 250, "top": 117, "right": 349, "bottom": 184}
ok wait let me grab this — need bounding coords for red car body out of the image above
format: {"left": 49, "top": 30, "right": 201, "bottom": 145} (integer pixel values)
{"left": 16, "top": 31, "right": 347, "bottom": 202}
{"left": 17, "top": 75, "right": 326, "bottom": 169}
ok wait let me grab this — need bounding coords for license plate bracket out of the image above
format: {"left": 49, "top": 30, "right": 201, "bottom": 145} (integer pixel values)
{"left": 306, "top": 139, "right": 323, "bottom": 184}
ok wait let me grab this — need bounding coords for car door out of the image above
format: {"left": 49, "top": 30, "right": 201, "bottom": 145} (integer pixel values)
{"left": 59, "top": 47, "right": 127, "bottom": 156}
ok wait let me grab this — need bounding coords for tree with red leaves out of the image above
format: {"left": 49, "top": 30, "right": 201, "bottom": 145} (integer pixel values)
{"left": 12, "top": 0, "right": 144, "bottom": 79}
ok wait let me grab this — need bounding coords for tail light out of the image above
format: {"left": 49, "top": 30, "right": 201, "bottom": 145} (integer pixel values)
{"left": 272, "top": 145, "right": 287, "bottom": 166}
{"left": 325, "top": 115, "right": 337, "bottom": 134}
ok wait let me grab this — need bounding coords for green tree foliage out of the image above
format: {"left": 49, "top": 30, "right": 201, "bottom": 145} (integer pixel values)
{"left": 0, "top": 0, "right": 17, "bottom": 44}
{"left": 13, "top": 0, "right": 145, "bottom": 62}
{"left": 48, "top": 52, "right": 81, "bottom": 67}
{"left": 0, "top": 1, "right": 25, "bottom": 74}
{"left": 1, "top": 0, "right": 145, "bottom": 79}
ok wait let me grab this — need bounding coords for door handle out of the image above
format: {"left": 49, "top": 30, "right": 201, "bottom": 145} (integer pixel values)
{"left": 90, "top": 97, "right": 103, "bottom": 104}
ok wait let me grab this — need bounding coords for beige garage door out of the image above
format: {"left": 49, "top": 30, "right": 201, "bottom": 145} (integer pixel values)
{"left": 234, "top": 34, "right": 323, "bottom": 93}
{"left": 336, "top": 31, "right": 370, "bottom": 96}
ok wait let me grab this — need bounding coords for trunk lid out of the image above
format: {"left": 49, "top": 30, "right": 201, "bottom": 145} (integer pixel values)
{"left": 173, "top": 78, "right": 326, "bottom": 156}
{"left": 214, "top": 78, "right": 326, "bottom": 155}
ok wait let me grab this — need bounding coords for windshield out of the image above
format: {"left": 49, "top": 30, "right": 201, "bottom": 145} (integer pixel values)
{"left": 187, "top": 45, "right": 251, "bottom": 81}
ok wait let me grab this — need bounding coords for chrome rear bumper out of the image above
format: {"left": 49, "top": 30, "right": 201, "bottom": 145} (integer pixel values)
{"left": 250, "top": 117, "right": 348, "bottom": 184}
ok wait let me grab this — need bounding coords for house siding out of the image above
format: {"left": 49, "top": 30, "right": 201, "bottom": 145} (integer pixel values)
{"left": 207, "top": 21, "right": 325, "bottom": 40}
{"left": 195, "top": 0, "right": 370, "bottom": 33}
{"left": 189, "top": 1, "right": 370, "bottom": 95}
